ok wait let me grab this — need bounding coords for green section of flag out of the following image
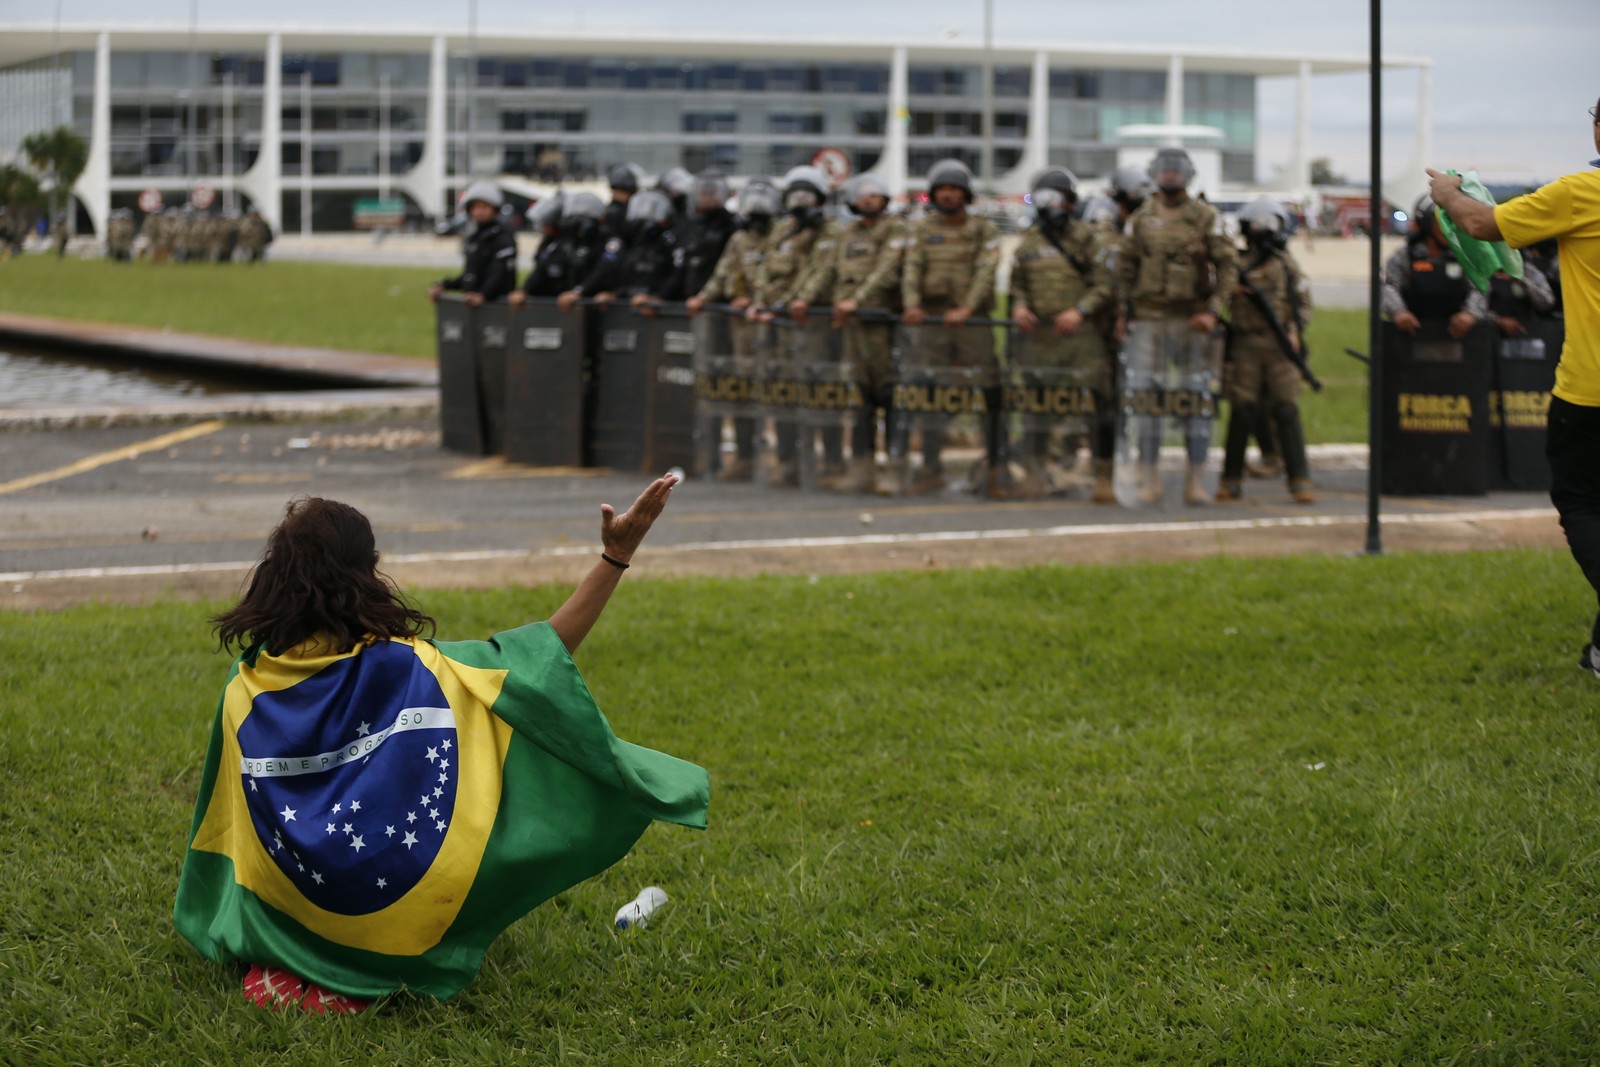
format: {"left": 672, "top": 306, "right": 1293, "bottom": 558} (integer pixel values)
{"left": 173, "top": 622, "right": 709, "bottom": 999}
{"left": 1436, "top": 169, "right": 1524, "bottom": 294}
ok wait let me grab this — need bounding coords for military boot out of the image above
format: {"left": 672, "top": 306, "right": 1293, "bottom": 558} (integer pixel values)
{"left": 1091, "top": 459, "right": 1117, "bottom": 505}
{"left": 877, "top": 458, "right": 908, "bottom": 497}
{"left": 1184, "top": 466, "right": 1210, "bottom": 507}
{"left": 825, "top": 456, "right": 877, "bottom": 494}
{"left": 1138, "top": 464, "right": 1163, "bottom": 505}
{"left": 1289, "top": 478, "right": 1315, "bottom": 505}
{"left": 1215, "top": 479, "right": 1243, "bottom": 502}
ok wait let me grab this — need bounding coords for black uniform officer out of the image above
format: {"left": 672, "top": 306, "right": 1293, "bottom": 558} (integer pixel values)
{"left": 428, "top": 181, "right": 517, "bottom": 306}
{"left": 560, "top": 190, "right": 681, "bottom": 310}
{"left": 1382, "top": 194, "right": 1488, "bottom": 341}
{"left": 603, "top": 163, "right": 643, "bottom": 243}
{"left": 667, "top": 170, "right": 737, "bottom": 300}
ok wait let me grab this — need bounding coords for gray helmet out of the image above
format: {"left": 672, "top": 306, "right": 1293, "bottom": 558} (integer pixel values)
{"left": 561, "top": 191, "right": 605, "bottom": 222}
{"left": 1080, "top": 194, "right": 1120, "bottom": 229}
{"left": 926, "top": 157, "right": 974, "bottom": 200}
{"left": 1411, "top": 195, "right": 1439, "bottom": 238}
{"left": 1147, "top": 148, "right": 1195, "bottom": 192}
{"left": 625, "top": 189, "right": 673, "bottom": 225}
{"left": 607, "top": 162, "right": 644, "bottom": 194}
{"left": 1238, "top": 196, "right": 1290, "bottom": 247}
{"left": 1109, "top": 166, "right": 1154, "bottom": 211}
{"left": 460, "top": 180, "right": 504, "bottom": 210}
{"left": 658, "top": 166, "right": 694, "bottom": 200}
{"left": 843, "top": 174, "right": 892, "bottom": 215}
{"left": 691, "top": 169, "right": 732, "bottom": 211}
{"left": 781, "top": 165, "right": 831, "bottom": 210}
{"left": 527, "top": 191, "right": 565, "bottom": 230}
{"left": 737, "top": 178, "right": 780, "bottom": 218}
{"left": 1030, "top": 166, "right": 1079, "bottom": 220}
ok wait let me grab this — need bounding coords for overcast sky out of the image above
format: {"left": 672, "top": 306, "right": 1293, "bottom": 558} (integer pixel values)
{"left": 21, "top": 0, "right": 1599, "bottom": 187}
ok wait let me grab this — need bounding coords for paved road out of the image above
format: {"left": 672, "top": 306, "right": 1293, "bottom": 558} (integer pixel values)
{"left": 0, "top": 412, "right": 1559, "bottom": 610}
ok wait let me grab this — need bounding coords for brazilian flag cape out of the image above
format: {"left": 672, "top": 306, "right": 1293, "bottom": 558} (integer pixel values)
{"left": 174, "top": 621, "right": 709, "bottom": 999}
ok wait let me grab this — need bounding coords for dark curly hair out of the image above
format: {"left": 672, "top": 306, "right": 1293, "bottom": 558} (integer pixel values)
{"left": 212, "top": 497, "right": 435, "bottom": 655}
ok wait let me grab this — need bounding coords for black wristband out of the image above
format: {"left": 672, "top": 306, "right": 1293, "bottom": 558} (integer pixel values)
{"left": 601, "top": 553, "right": 629, "bottom": 570}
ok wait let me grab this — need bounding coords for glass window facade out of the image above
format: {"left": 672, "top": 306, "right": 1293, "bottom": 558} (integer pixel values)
{"left": 36, "top": 42, "right": 1258, "bottom": 213}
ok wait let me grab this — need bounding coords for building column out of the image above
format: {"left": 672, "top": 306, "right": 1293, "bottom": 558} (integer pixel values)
{"left": 1016, "top": 49, "right": 1049, "bottom": 180}
{"left": 865, "top": 46, "right": 908, "bottom": 196}
{"left": 1164, "top": 53, "right": 1184, "bottom": 145}
{"left": 1384, "top": 60, "right": 1433, "bottom": 215}
{"left": 75, "top": 32, "right": 111, "bottom": 239}
{"left": 1289, "top": 59, "right": 1311, "bottom": 194}
{"left": 399, "top": 35, "right": 447, "bottom": 220}
{"left": 239, "top": 32, "right": 282, "bottom": 234}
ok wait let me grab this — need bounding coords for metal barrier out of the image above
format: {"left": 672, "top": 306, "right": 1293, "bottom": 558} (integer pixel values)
{"left": 1112, "top": 319, "right": 1222, "bottom": 508}
{"left": 690, "top": 307, "right": 761, "bottom": 480}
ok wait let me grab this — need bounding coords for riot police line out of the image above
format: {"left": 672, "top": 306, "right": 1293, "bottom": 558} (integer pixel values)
{"left": 434, "top": 290, "right": 1238, "bottom": 502}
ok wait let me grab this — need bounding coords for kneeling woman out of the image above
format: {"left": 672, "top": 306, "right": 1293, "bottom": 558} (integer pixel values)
{"left": 174, "top": 475, "right": 707, "bottom": 1012}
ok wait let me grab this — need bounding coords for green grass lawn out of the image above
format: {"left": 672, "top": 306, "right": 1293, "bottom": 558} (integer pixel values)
{"left": 1, "top": 255, "right": 1373, "bottom": 442}
{"left": 4, "top": 550, "right": 1599, "bottom": 1064}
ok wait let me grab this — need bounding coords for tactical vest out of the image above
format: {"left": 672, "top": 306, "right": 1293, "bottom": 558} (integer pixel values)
{"left": 1404, "top": 241, "right": 1472, "bottom": 320}
{"left": 1487, "top": 272, "right": 1534, "bottom": 321}
{"left": 912, "top": 215, "right": 993, "bottom": 310}
{"left": 1012, "top": 223, "right": 1097, "bottom": 316}
{"left": 1233, "top": 251, "right": 1298, "bottom": 336}
{"left": 759, "top": 216, "right": 829, "bottom": 303}
{"left": 1126, "top": 199, "right": 1218, "bottom": 307}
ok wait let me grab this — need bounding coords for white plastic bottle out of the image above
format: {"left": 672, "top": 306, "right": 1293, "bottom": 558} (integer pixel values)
{"left": 614, "top": 886, "right": 669, "bottom": 929}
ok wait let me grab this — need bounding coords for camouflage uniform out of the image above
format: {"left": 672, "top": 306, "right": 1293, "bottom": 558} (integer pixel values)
{"left": 896, "top": 212, "right": 1002, "bottom": 488}
{"left": 1116, "top": 195, "right": 1238, "bottom": 500}
{"left": 754, "top": 213, "right": 842, "bottom": 484}
{"left": 694, "top": 224, "right": 773, "bottom": 478}
{"left": 239, "top": 212, "right": 274, "bottom": 263}
{"left": 1008, "top": 218, "right": 1116, "bottom": 495}
{"left": 1220, "top": 244, "right": 1314, "bottom": 497}
{"left": 794, "top": 213, "right": 908, "bottom": 490}
{"left": 105, "top": 212, "right": 136, "bottom": 262}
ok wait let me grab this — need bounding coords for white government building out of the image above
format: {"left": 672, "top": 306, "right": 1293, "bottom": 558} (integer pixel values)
{"left": 0, "top": 23, "right": 1432, "bottom": 238}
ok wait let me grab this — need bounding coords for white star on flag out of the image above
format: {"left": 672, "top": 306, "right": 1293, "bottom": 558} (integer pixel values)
{"left": 402, "top": 831, "right": 418, "bottom": 850}
{"left": 439, "top": 772, "right": 449, "bottom": 785}
{"left": 325, "top": 823, "right": 336, "bottom": 835}
{"left": 376, "top": 877, "right": 387, "bottom": 889}
{"left": 357, "top": 721, "right": 371, "bottom": 737}
{"left": 436, "top": 820, "right": 447, "bottom": 832}
{"left": 332, "top": 802, "right": 342, "bottom": 814}
{"left": 249, "top": 779, "right": 258, "bottom": 792}
{"left": 426, "top": 746, "right": 439, "bottom": 763}
{"left": 350, "top": 800, "right": 362, "bottom": 813}
{"left": 442, "top": 739, "right": 452, "bottom": 751}
{"left": 428, "top": 807, "right": 439, "bottom": 819}
{"left": 350, "top": 835, "right": 365, "bottom": 852}
{"left": 406, "top": 811, "right": 417, "bottom": 823}
{"left": 420, "top": 793, "right": 431, "bottom": 806}
{"left": 279, "top": 806, "right": 297, "bottom": 822}
{"left": 311, "top": 871, "right": 324, "bottom": 885}
{"left": 433, "top": 787, "right": 443, "bottom": 798}
{"left": 385, "top": 825, "right": 396, "bottom": 837}
{"left": 439, "top": 759, "right": 449, "bottom": 771}
{"left": 343, "top": 822, "right": 354, "bottom": 833}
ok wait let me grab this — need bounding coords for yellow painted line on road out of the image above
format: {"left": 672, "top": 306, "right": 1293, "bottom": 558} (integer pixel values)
{"left": 0, "top": 420, "right": 226, "bottom": 496}
{"left": 448, "top": 457, "right": 599, "bottom": 480}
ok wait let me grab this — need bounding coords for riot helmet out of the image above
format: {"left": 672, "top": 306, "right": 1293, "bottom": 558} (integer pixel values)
{"left": 1030, "top": 166, "right": 1079, "bottom": 224}
{"left": 1079, "top": 194, "right": 1120, "bottom": 230}
{"left": 561, "top": 191, "right": 605, "bottom": 223}
{"left": 607, "top": 162, "right": 644, "bottom": 195}
{"left": 843, "top": 174, "right": 891, "bottom": 217}
{"left": 691, "top": 169, "right": 732, "bottom": 215}
{"left": 1109, "top": 166, "right": 1154, "bottom": 215}
{"left": 658, "top": 166, "right": 694, "bottom": 213}
{"left": 1411, "top": 194, "right": 1439, "bottom": 241}
{"left": 625, "top": 189, "right": 673, "bottom": 227}
{"left": 926, "top": 158, "right": 975, "bottom": 210}
{"left": 460, "top": 180, "right": 504, "bottom": 211}
{"left": 1147, "top": 148, "right": 1195, "bottom": 195}
{"left": 1237, "top": 196, "right": 1290, "bottom": 249}
{"left": 781, "top": 165, "right": 831, "bottom": 213}
{"left": 527, "top": 191, "right": 566, "bottom": 232}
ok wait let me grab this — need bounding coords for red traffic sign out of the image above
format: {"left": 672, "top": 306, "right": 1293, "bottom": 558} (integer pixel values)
{"left": 190, "top": 184, "right": 216, "bottom": 210}
{"left": 810, "top": 148, "right": 852, "bottom": 188}
{"left": 137, "top": 188, "right": 163, "bottom": 213}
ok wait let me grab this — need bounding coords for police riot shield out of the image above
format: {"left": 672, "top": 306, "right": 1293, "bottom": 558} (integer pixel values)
{"left": 1005, "top": 330, "right": 1110, "bottom": 498}
{"left": 1379, "top": 320, "right": 1492, "bottom": 496}
{"left": 436, "top": 296, "right": 488, "bottom": 455}
{"left": 473, "top": 304, "right": 511, "bottom": 456}
{"left": 766, "top": 315, "right": 860, "bottom": 490}
{"left": 503, "top": 297, "right": 587, "bottom": 467}
{"left": 690, "top": 307, "right": 759, "bottom": 480}
{"left": 1487, "top": 317, "right": 1561, "bottom": 492}
{"left": 887, "top": 321, "right": 1002, "bottom": 494}
{"left": 587, "top": 305, "right": 698, "bottom": 473}
{"left": 1113, "top": 318, "right": 1221, "bottom": 509}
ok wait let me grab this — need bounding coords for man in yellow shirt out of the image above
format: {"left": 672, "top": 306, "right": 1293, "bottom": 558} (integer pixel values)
{"left": 1428, "top": 97, "right": 1600, "bottom": 675}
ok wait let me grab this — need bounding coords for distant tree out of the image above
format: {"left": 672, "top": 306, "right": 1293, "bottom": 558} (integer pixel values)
{"left": 0, "top": 163, "right": 46, "bottom": 231}
{"left": 21, "top": 126, "right": 89, "bottom": 219}
{"left": 1310, "top": 157, "right": 1346, "bottom": 186}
